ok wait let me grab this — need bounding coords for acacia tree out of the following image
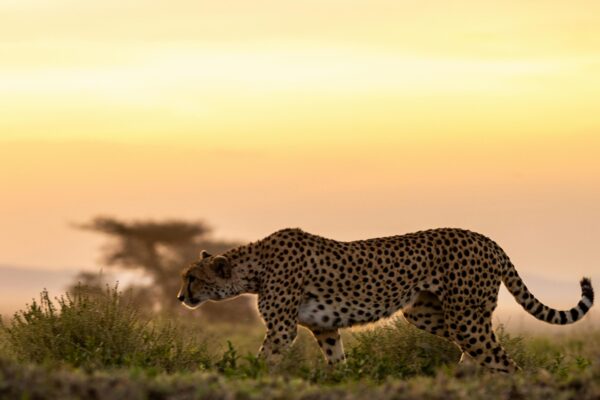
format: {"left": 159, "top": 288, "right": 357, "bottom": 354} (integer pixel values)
{"left": 74, "top": 216, "right": 258, "bottom": 322}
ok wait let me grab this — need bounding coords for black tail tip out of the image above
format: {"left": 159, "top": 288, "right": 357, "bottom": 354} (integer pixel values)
{"left": 580, "top": 277, "right": 594, "bottom": 304}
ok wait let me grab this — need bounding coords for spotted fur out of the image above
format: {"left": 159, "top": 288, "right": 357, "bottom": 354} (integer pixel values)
{"left": 178, "top": 228, "right": 594, "bottom": 372}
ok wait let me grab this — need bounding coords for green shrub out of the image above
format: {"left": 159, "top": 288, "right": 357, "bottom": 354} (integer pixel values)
{"left": 344, "top": 318, "right": 461, "bottom": 380}
{"left": 0, "top": 285, "right": 211, "bottom": 372}
{"left": 0, "top": 318, "right": 11, "bottom": 360}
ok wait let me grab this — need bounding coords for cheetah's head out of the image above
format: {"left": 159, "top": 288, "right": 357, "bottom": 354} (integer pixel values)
{"left": 177, "top": 250, "right": 236, "bottom": 309}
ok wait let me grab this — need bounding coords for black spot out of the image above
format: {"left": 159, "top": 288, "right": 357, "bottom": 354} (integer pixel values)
{"left": 545, "top": 309, "right": 555, "bottom": 322}
{"left": 570, "top": 308, "right": 579, "bottom": 321}
{"left": 578, "top": 300, "right": 589, "bottom": 314}
{"left": 559, "top": 311, "right": 568, "bottom": 324}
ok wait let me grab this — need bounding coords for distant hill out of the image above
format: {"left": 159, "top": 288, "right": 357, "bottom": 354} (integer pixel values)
{"left": 0, "top": 265, "right": 78, "bottom": 317}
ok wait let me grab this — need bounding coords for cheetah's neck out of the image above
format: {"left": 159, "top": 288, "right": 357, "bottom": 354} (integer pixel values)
{"left": 223, "top": 240, "right": 263, "bottom": 294}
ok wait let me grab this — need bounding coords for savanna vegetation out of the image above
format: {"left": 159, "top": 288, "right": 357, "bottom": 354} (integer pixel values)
{"left": 0, "top": 217, "right": 598, "bottom": 399}
{"left": 1, "top": 284, "right": 599, "bottom": 399}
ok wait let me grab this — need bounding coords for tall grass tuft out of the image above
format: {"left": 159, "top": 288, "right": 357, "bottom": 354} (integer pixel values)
{"left": 344, "top": 318, "right": 461, "bottom": 379}
{"left": 0, "top": 285, "right": 211, "bottom": 372}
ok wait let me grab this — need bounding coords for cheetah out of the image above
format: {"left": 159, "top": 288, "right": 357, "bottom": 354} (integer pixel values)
{"left": 177, "top": 228, "right": 594, "bottom": 372}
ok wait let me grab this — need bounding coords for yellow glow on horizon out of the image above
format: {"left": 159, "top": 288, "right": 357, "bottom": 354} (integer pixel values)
{"left": 2, "top": 42, "right": 599, "bottom": 151}
{"left": 2, "top": 0, "right": 600, "bottom": 150}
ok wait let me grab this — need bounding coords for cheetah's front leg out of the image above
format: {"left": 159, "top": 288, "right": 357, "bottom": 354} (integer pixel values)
{"left": 258, "top": 321, "right": 298, "bottom": 366}
{"left": 311, "top": 328, "right": 346, "bottom": 365}
{"left": 257, "top": 290, "right": 301, "bottom": 368}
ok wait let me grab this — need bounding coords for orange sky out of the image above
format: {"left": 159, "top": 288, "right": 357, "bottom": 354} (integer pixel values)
{"left": 1, "top": 1, "right": 600, "bottom": 316}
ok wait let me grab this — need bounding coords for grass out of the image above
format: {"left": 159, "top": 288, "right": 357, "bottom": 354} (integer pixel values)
{"left": 0, "top": 286, "right": 599, "bottom": 399}
{"left": 0, "top": 285, "right": 211, "bottom": 372}
{"left": 0, "top": 356, "right": 599, "bottom": 400}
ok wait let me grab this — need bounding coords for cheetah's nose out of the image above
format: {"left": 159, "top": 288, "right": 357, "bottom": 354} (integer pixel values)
{"left": 177, "top": 294, "right": 185, "bottom": 302}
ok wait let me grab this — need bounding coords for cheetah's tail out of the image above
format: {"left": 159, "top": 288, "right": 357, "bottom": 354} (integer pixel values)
{"left": 502, "top": 262, "right": 594, "bottom": 325}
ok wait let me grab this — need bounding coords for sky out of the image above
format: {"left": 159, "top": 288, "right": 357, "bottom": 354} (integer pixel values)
{"left": 1, "top": 1, "right": 599, "bottom": 320}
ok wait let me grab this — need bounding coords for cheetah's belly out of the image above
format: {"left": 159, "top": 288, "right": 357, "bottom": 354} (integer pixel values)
{"left": 298, "top": 296, "right": 393, "bottom": 329}
{"left": 298, "top": 297, "right": 337, "bottom": 329}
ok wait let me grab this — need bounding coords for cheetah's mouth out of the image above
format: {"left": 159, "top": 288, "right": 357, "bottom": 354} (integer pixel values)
{"left": 183, "top": 298, "right": 202, "bottom": 308}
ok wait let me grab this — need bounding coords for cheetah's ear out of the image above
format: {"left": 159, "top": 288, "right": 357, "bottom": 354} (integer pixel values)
{"left": 200, "top": 250, "right": 212, "bottom": 259}
{"left": 212, "top": 256, "right": 232, "bottom": 279}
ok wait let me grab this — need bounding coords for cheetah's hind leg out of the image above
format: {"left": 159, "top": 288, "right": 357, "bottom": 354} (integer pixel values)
{"left": 403, "top": 290, "right": 448, "bottom": 338}
{"left": 445, "top": 309, "right": 520, "bottom": 373}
